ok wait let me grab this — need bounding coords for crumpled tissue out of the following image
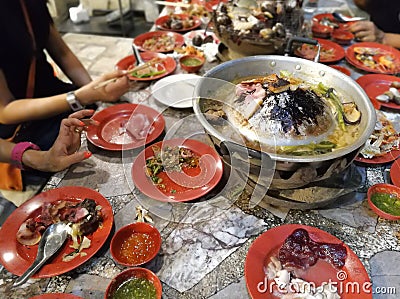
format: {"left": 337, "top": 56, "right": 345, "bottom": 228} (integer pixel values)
{"left": 201, "top": 43, "right": 219, "bottom": 63}
{"left": 69, "top": 4, "right": 90, "bottom": 24}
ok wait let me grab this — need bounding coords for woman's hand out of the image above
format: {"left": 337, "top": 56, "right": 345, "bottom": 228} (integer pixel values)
{"left": 22, "top": 109, "right": 97, "bottom": 172}
{"left": 350, "top": 21, "right": 385, "bottom": 43}
{"left": 75, "top": 70, "right": 130, "bottom": 106}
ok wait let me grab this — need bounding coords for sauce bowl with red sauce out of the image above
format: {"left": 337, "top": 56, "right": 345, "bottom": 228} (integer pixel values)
{"left": 332, "top": 29, "right": 354, "bottom": 45}
{"left": 110, "top": 222, "right": 161, "bottom": 267}
{"left": 330, "top": 65, "right": 351, "bottom": 76}
{"left": 311, "top": 24, "right": 333, "bottom": 39}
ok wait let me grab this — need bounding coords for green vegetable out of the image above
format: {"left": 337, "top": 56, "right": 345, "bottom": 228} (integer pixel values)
{"left": 371, "top": 192, "right": 400, "bottom": 216}
{"left": 314, "top": 83, "right": 346, "bottom": 131}
{"left": 280, "top": 141, "right": 337, "bottom": 156}
{"left": 151, "top": 176, "right": 162, "bottom": 184}
{"left": 131, "top": 69, "right": 166, "bottom": 78}
{"left": 112, "top": 277, "right": 157, "bottom": 299}
{"left": 279, "top": 70, "right": 292, "bottom": 78}
{"left": 181, "top": 57, "right": 202, "bottom": 66}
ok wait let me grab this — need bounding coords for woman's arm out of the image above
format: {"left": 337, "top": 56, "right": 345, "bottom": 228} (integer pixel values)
{"left": 45, "top": 24, "right": 92, "bottom": 87}
{"left": 0, "top": 138, "right": 15, "bottom": 164}
{"left": 0, "top": 110, "right": 95, "bottom": 171}
{"left": 353, "top": 0, "right": 369, "bottom": 10}
{"left": 0, "top": 69, "right": 71, "bottom": 123}
{"left": 0, "top": 69, "right": 129, "bottom": 124}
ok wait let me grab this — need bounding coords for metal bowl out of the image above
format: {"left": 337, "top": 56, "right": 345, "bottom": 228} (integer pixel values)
{"left": 214, "top": 27, "right": 283, "bottom": 58}
{"left": 193, "top": 55, "right": 376, "bottom": 189}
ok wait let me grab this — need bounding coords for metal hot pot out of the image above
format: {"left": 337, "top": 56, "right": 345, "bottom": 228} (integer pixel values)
{"left": 193, "top": 55, "right": 376, "bottom": 190}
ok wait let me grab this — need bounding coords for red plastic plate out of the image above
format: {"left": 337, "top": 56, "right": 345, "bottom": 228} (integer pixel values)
{"left": 0, "top": 186, "right": 113, "bottom": 278}
{"left": 245, "top": 224, "right": 371, "bottom": 299}
{"left": 356, "top": 74, "right": 400, "bottom": 110}
{"left": 133, "top": 31, "right": 185, "bottom": 53}
{"left": 132, "top": 138, "right": 223, "bottom": 202}
{"left": 346, "top": 42, "right": 400, "bottom": 74}
{"left": 86, "top": 103, "right": 165, "bottom": 151}
{"left": 155, "top": 14, "right": 202, "bottom": 32}
{"left": 295, "top": 38, "right": 345, "bottom": 63}
{"left": 116, "top": 52, "right": 176, "bottom": 81}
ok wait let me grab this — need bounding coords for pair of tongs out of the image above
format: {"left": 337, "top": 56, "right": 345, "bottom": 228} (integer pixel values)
{"left": 13, "top": 222, "right": 69, "bottom": 287}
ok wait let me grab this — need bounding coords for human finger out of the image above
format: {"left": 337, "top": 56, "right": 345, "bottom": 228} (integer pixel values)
{"left": 73, "top": 127, "right": 83, "bottom": 134}
{"left": 59, "top": 119, "right": 84, "bottom": 150}
{"left": 96, "top": 77, "right": 130, "bottom": 103}
{"left": 351, "top": 28, "right": 371, "bottom": 41}
{"left": 63, "top": 115, "right": 98, "bottom": 132}
{"left": 68, "top": 109, "right": 95, "bottom": 120}
{"left": 104, "top": 75, "right": 129, "bottom": 93}
{"left": 360, "top": 35, "right": 375, "bottom": 42}
{"left": 62, "top": 117, "right": 85, "bottom": 131}
{"left": 360, "top": 30, "right": 376, "bottom": 40}
{"left": 349, "top": 21, "right": 372, "bottom": 33}
{"left": 56, "top": 151, "right": 92, "bottom": 170}
{"left": 99, "top": 69, "right": 128, "bottom": 82}
{"left": 81, "top": 118, "right": 100, "bottom": 127}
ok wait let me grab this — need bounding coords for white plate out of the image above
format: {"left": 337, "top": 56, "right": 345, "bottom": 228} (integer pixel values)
{"left": 151, "top": 74, "right": 201, "bottom": 108}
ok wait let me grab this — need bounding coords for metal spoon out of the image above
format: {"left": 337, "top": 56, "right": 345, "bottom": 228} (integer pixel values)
{"left": 13, "top": 222, "right": 69, "bottom": 287}
{"left": 132, "top": 43, "right": 145, "bottom": 66}
{"left": 332, "top": 12, "right": 366, "bottom": 22}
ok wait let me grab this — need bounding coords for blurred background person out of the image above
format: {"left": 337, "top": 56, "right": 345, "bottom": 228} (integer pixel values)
{"left": 350, "top": 0, "right": 400, "bottom": 48}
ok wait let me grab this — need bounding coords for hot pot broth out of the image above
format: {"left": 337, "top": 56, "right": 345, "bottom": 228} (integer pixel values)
{"left": 202, "top": 72, "right": 362, "bottom": 156}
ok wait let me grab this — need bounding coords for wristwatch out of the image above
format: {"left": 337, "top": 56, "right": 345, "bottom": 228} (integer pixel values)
{"left": 66, "top": 91, "right": 84, "bottom": 111}
{"left": 11, "top": 142, "right": 41, "bottom": 170}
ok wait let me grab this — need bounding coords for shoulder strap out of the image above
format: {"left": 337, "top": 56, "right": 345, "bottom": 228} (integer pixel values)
{"left": 19, "top": 0, "right": 37, "bottom": 99}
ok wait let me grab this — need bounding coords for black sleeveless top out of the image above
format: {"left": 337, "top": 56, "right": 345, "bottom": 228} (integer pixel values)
{"left": 366, "top": 0, "right": 400, "bottom": 34}
{"left": 0, "top": 0, "right": 73, "bottom": 140}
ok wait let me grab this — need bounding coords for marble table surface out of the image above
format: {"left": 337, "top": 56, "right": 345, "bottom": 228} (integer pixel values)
{"left": 1, "top": 2, "right": 400, "bottom": 298}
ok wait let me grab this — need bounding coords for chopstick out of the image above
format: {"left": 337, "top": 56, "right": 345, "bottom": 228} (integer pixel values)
{"left": 155, "top": 1, "right": 191, "bottom": 8}
{"left": 93, "top": 58, "right": 161, "bottom": 89}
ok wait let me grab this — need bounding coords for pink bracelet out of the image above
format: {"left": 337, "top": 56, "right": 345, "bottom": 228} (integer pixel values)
{"left": 11, "top": 142, "right": 41, "bottom": 170}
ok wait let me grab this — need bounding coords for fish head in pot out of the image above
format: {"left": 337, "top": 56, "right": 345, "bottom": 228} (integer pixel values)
{"left": 193, "top": 56, "right": 376, "bottom": 189}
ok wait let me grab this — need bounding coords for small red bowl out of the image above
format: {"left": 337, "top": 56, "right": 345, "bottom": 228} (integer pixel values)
{"left": 367, "top": 183, "right": 400, "bottom": 220}
{"left": 105, "top": 267, "right": 162, "bottom": 299}
{"left": 179, "top": 54, "right": 205, "bottom": 73}
{"left": 312, "top": 24, "right": 333, "bottom": 38}
{"left": 332, "top": 29, "right": 354, "bottom": 45}
{"left": 110, "top": 222, "right": 161, "bottom": 267}
{"left": 330, "top": 65, "right": 351, "bottom": 76}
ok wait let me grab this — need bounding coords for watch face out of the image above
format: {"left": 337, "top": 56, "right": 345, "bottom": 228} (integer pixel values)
{"left": 66, "top": 92, "right": 83, "bottom": 111}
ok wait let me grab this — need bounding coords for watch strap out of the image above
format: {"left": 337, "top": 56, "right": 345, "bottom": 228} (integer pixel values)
{"left": 66, "top": 91, "right": 84, "bottom": 111}
{"left": 11, "top": 142, "right": 41, "bottom": 170}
